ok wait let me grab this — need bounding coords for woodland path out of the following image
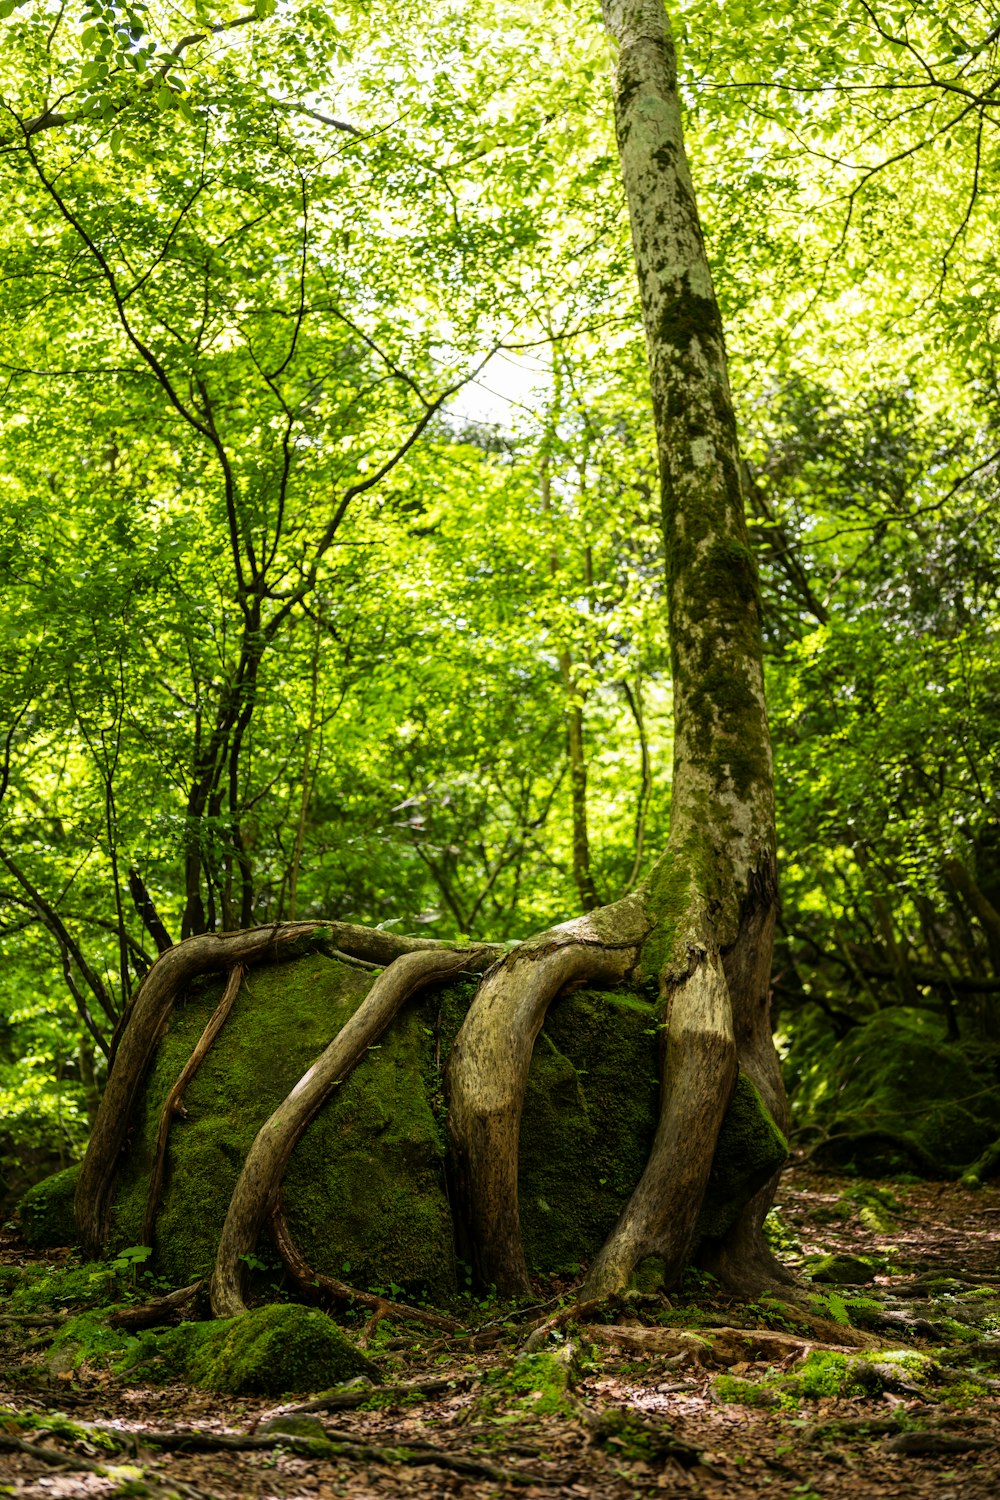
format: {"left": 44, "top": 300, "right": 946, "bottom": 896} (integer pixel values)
{"left": 1, "top": 1167, "right": 998, "bottom": 1500}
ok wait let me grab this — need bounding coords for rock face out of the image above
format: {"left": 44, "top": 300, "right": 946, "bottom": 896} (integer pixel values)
{"left": 791, "top": 1008, "right": 1000, "bottom": 1176}
{"left": 22, "top": 945, "right": 787, "bottom": 1290}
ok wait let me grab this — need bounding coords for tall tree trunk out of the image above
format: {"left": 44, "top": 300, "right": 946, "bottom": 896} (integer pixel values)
{"left": 446, "top": 0, "right": 787, "bottom": 1300}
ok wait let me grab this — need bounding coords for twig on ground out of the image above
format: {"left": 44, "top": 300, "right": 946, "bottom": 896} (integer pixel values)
{"left": 280, "top": 1371, "right": 481, "bottom": 1413}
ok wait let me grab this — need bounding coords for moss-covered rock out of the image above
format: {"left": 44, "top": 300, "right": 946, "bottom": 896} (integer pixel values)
{"left": 18, "top": 1163, "right": 81, "bottom": 1249}
{"left": 108, "top": 950, "right": 455, "bottom": 1297}
{"left": 809, "top": 1253, "right": 878, "bottom": 1285}
{"left": 47, "top": 1302, "right": 376, "bottom": 1394}
{"left": 44, "top": 944, "right": 794, "bottom": 1296}
{"left": 518, "top": 988, "right": 662, "bottom": 1271}
{"left": 184, "top": 1303, "right": 376, "bottom": 1394}
{"left": 696, "top": 1074, "right": 788, "bottom": 1239}
{"left": 789, "top": 1009, "right": 1000, "bottom": 1176}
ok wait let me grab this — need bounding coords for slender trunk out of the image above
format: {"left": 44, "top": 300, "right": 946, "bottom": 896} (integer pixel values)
{"left": 289, "top": 620, "right": 322, "bottom": 921}
{"left": 448, "top": 0, "right": 786, "bottom": 1301}
{"left": 540, "top": 449, "right": 600, "bottom": 912}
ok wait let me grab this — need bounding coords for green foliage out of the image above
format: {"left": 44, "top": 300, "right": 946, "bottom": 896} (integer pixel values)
{"left": 0, "top": 0, "right": 998, "bottom": 1190}
{"left": 480, "top": 1351, "right": 575, "bottom": 1417}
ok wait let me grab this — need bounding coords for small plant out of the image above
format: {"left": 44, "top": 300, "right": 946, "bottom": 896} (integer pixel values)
{"left": 807, "top": 1287, "right": 851, "bottom": 1325}
{"left": 109, "top": 1244, "right": 152, "bottom": 1290}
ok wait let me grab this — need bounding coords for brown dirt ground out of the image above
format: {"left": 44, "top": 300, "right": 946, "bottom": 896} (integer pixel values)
{"left": 1, "top": 1167, "right": 998, "bottom": 1500}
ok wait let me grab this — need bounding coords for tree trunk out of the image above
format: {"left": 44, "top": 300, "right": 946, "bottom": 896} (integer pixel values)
{"left": 446, "top": 0, "right": 786, "bottom": 1300}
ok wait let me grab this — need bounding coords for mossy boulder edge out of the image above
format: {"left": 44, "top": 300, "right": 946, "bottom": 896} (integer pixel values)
{"left": 24, "top": 945, "right": 787, "bottom": 1293}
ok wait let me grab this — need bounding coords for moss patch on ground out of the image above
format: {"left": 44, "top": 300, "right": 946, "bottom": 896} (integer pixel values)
{"left": 184, "top": 1303, "right": 377, "bottom": 1394}
{"left": 45, "top": 1302, "right": 376, "bottom": 1394}
{"left": 478, "top": 1351, "right": 576, "bottom": 1418}
{"left": 696, "top": 1074, "right": 788, "bottom": 1240}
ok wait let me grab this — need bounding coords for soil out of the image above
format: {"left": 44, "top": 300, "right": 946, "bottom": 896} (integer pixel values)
{"left": 1, "top": 1166, "right": 998, "bottom": 1500}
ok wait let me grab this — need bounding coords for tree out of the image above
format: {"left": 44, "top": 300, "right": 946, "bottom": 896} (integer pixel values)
{"left": 0, "top": 0, "right": 793, "bottom": 1301}
{"left": 76, "top": 0, "right": 783, "bottom": 1312}
{"left": 446, "top": 0, "right": 785, "bottom": 1301}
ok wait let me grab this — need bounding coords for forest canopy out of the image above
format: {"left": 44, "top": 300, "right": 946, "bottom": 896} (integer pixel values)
{"left": 1, "top": 0, "right": 999, "bottom": 1209}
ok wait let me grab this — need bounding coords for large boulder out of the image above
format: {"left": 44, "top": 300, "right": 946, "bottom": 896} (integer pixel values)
{"left": 25, "top": 943, "right": 787, "bottom": 1292}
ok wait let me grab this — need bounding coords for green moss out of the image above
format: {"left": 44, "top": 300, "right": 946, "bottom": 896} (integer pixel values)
{"left": 696, "top": 1075, "right": 788, "bottom": 1240}
{"left": 518, "top": 988, "right": 660, "bottom": 1271}
{"left": 106, "top": 948, "right": 798, "bottom": 1300}
{"left": 790, "top": 1009, "right": 1000, "bottom": 1176}
{"left": 0, "top": 1408, "right": 119, "bottom": 1452}
{"left": 630, "top": 1256, "right": 669, "bottom": 1295}
{"left": 45, "top": 1302, "right": 376, "bottom": 1395}
{"left": 3, "top": 1258, "right": 119, "bottom": 1315}
{"left": 18, "top": 1164, "right": 81, "bottom": 1249}
{"left": 111, "top": 950, "right": 456, "bottom": 1298}
{"left": 46, "top": 1309, "right": 139, "bottom": 1375}
{"left": 185, "top": 1304, "right": 377, "bottom": 1395}
{"left": 782, "top": 1351, "right": 858, "bottom": 1400}
{"left": 481, "top": 1352, "right": 574, "bottom": 1417}
{"left": 711, "top": 1374, "right": 784, "bottom": 1407}
{"left": 937, "top": 1378, "right": 991, "bottom": 1410}
{"left": 808, "top": 1254, "right": 878, "bottom": 1286}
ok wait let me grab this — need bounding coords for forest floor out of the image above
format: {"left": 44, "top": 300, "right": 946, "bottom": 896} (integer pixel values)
{"left": 1, "top": 1166, "right": 999, "bottom": 1500}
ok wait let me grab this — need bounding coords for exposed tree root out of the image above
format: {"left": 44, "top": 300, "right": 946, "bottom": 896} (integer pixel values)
{"left": 143, "top": 965, "right": 245, "bottom": 1247}
{"left": 583, "top": 1322, "right": 871, "bottom": 1365}
{"left": 446, "top": 899, "right": 651, "bottom": 1296}
{"left": 106, "top": 1281, "right": 202, "bottom": 1331}
{"left": 77, "top": 921, "right": 323, "bottom": 1255}
{"left": 280, "top": 1371, "right": 481, "bottom": 1415}
{"left": 884, "top": 1430, "right": 995, "bottom": 1456}
{"left": 269, "top": 1198, "right": 460, "bottom": 1334}
{"left": 0, "top": 1434, "right": 212, "bottom": 1500}
{"left": 0, "top": 1313, "right": 64, "bottom": 1326}
{"left": 72, "top": 1418, "right": 548, "bottom": 1486}
{"left": 522, "top": 1298, "right": 607, "bottom": 1352}
{"left": 210, "top": 944, "right": 498, "bottom": 1318}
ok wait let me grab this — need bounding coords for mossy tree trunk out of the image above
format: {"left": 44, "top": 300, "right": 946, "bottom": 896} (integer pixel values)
{"left": 446, "top": 0, "right": 787, "bottom": 1300}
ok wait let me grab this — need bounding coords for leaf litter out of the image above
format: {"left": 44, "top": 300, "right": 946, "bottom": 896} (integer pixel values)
{"left": 1, "top": 1167, "right": 998, "bottom": 1500}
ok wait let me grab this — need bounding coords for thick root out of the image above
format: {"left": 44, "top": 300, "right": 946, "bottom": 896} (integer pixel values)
{"left": 446, "top": 901, "right": 650, "bottom": 1295}
{"left": 76, "top": 922, "right": 321, "bottom": 1256}
{"left": 210, "top": 945, "right": 496, "bottom": 1318}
